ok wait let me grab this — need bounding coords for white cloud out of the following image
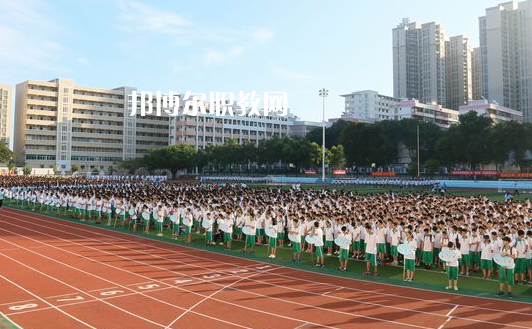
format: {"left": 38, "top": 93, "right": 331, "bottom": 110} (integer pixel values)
{"left": 272, "top": 65, "right": 313, "bottom": 80}
{"left": 77, "top": 57, "right": 90, "bottom": 66}
{"left": 231, "top": 46, "right": 244, "bottom": 56}
{"left": 116, "top": 2, "right": 273, "bottom": 67}
{"left": 204, "top": 46, "right": 244, "bottom": 66}
{"left": 252, "top": 29, "right": 275, "bottom": 45}
{"left": 0, "top": 0, "right": 63, "bottom": 69}
{"left": 117, "top": 0, "right": 188, "bottom": 35}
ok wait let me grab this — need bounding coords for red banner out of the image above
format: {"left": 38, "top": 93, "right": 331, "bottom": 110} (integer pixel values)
{"left": 499, "top": 172, "right": 532, "bottom": 178}
{"left": 332, "top": 169, "right": 347, "bottom": 175}
{"left": 304, "top": 169, "right": 316, "bottom": 174}
{"left": 371, "top": 171, "right": 397, "bottom": 177}
{"left": 451, "top": 170, "right": 499, "bottom": 176}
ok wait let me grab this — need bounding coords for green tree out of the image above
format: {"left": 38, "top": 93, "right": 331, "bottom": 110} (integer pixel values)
{"left": 306, "top": 120, "right": 351, "bottom": 148}
{"left": 7, "top": 160, "right": 15, "bottom": 174}
{"left": 71, "top": 164, "right": 79, "bottom": 173}
{"left": 423, "top": 159, "right": 441, "bottom": 176}
{"left": 116, "top": 158, "right": 143, "bottom": 175}
{"left": 146, "top": 144, "right": 197, "bottom": 178}
{"left": 22, "top": 165, "right": 32, "bottom": 175}
{"left": 0, "top": 143, "right": 13, "bottom": 164}
{"left": 329, "top": 145, "right": 346, "bottom": 168}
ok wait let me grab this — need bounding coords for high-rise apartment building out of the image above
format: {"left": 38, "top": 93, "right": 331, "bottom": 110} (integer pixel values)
{"left": 471, "top": 47, "right": 483, "bottom": 100}
{"left": 445, "top": 36, "right": 472, "bottom": 110}
{"left": 479, "top": 0, "right": 532, "bottom": 122}
{"left": 0, "top": 85, "right": 12, "bottom": 146}
{"left": 393, "top": 19, "right": 446, "bottom": 106}
{"left": 14, "top": 78, "right": 169, "bottom": 173}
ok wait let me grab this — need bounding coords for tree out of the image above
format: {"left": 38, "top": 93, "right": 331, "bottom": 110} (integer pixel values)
{"left": 329, "top": 145, "right": 346, "bottom": 168}
{"left": 306, "top": 120, "right": 351, "bottom": 148}
{"left": 116, "top": 157, "right": 143, "bottom": 175}
{"left": 146, "top": 144, "right": 197, "bottom": 178}
{"left": 0, "top": 143, "right": 12, "bottom": 165}
{"left": 71, "top": 164, "right": 79, "bottom": 173}
{"left": 7, "top": 160, "right": 15, "bottom": 174}
{"left": 22, "top": 165, "right": 32, "bottom": 175}
{"left": 423, "top": 159, "right": 441, "bottom": 176}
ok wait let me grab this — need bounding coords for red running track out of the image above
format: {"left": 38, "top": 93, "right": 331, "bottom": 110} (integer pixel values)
{"left": 0, "top": 208, "right": 531, "bottom": 329}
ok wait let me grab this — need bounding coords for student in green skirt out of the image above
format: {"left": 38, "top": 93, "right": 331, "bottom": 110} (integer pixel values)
{"left": 204, "top": 213, "right": 214, "bottom": 246}
{"left": 404, "top": 231, "right": 417, "bottom": 282}
{"left": 421, "top": 228, "right": 434, "bottom": 269}
{"left": 338, "top": 226, "right": 351, "bottom": 272}
{"left": 290, "top": 218, "right": 302, "bottom": 263}
{"left": 312, "top": 221, "right": 325, "bottom": 268}
{"left": 325, "top": 220, "right": 334, "bottom": 256}
{"left": 445, "top": 241, "right": 461, "bottom": 291}
{"left": 268, "top": 218, "right": 278, "bottom": 258}
{"left": 497, "top": 236, "right": 517, "bottom": 298}
{"left": 514, "top": 230, "right": 528, "bottom": 285}
{"left": 223, "top": 217, "right": 233, "bottom": 251}
{"left": 480, "top": 235, "right": 494, "bottom": 279}
{"left": 242, "top": 211, "right": 256, "bottom": 254}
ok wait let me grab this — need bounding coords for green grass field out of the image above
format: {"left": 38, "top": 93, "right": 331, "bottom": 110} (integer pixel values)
{"left": 6, "top": 199, "right": 532, "bottom": 303}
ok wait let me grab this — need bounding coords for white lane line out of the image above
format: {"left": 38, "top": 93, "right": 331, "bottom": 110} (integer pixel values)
{"left": 9, "top": 207, "right": 531, "bottom": 315}
{"left": 321, "top": 287, "right": 343, "bottom": 296}
{"left": 0, "top": 251, "right": 167, "bottom": 328}
{"left": 437, "top": 305, "right": 459, "bottom": 329}
{"left": 0, "top": 273, "right": 98, "bottom": 329}
{"left": 0, "top": 299, "right": 37, "bottom": 307}
{"left": 4, "top": 214, "right": 530, "bottom": 329}
{"left": 0, "top": 220, "right": 401, "bottom": 329}
{"left": 0, "top": 215, "right": 518, "bottom": 329}
{"left": 164, "top": 273, "right": 262, "bottom": 329}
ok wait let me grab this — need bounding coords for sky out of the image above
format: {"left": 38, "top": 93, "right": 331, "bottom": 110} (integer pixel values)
{"left": 0, "top": 0, "right": 499, "bottom": 122}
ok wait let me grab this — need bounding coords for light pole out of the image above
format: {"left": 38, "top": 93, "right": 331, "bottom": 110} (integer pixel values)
{"left": 319, "top": 88, "right": 329, "bottom": 182}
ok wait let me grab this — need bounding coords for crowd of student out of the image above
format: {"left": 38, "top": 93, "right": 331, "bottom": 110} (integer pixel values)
{"left": 1, "top": 176, "right": 530, "bottom": 298}
{"left": 199, "top": 176, "right": 273, "bottom": 183}
{"left": 332, "top": 178, "right": 438, "bottom": 188}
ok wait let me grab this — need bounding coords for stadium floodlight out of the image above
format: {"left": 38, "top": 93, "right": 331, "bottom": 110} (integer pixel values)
{"left": 318, "top": 88, "right": 329, "bottom": 182}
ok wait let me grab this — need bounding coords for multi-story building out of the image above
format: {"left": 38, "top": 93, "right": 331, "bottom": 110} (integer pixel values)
{"left": 459, "top": 99, "right": 523, "bottom": 124}
{"left": 393, "top": 18, "right": 422, "bottom": 101}
{"left": 479, "top": 0, "right": 532, "bottom": 122}
{"left": 290, "top": 120, "right": 332, "bottom": 138}
{"left": 14, "top": 78, "right": 169, "bottom": 173}
{"left": 392, "top": 99, "right": 459, "bottom": 128}
{"left": 471, "top": 47, "right": 483, "bottom": 100}
{"left": 393, "top": 19, "right": 446, "bottom": 106}
{"left": 340, "top": 90, "right": 399, "bottom": 121}
{"left": 169, "top": 100, "right": 293, "bottom": 148}
{"left": 445, "top": 36, "right": 472, "bottom": 111}
{"left": 0, "top": 84, "right": 12, "bottom": 146}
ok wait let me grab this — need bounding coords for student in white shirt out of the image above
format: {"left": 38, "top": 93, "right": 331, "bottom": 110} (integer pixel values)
{"left": 404, "top": 230, "right": 417, "bottom": 282}
{"left": 242, "top": 211, "right": 257, "bottom": 254}
{"left": 480, "top": 235, "right": 494, "bottom": 279}
{"left": 498, "top": 236, "right": 517, "bottom": 298}
{"left": 337, "top": 226, "right": 351, "bottom": 272}
{"left": 458, "top": 229, "right": 472, "bottom": 276}
{"left": 513, "top": 230, "right": 529, "bottom": 285}
{"left": 311, "top": 221, "right": 325, "bottom": 267}
{"left": 325, "top": 220, "right": 334, "bottom": 256}
{"left": 389, "top": 222, "right": 401, "bottom": 266}
{"left": 445, "top": 241, "right": 462, "bottom": 291}
{"left": 268, "top": 218, "right": 278, "bottom": 258}
{"left": 364, "top": 224, "right": 379, "bottom": 276}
